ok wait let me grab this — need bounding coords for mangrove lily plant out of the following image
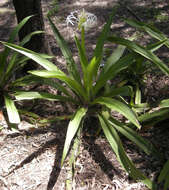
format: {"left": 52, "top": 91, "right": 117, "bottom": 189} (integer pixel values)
{"left": 106, "top": 19, "right": 169, "bottom": 116}
{"left": 2, "top": 8, "right": 160, "bottom": 189}
{"left": 0, "top": 16, "right": 44, "bottom": 124}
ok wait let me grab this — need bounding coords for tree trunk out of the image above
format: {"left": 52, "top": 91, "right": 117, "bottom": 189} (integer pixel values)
{"left": 12, "top": 0, "right": 46, "bottom": 72}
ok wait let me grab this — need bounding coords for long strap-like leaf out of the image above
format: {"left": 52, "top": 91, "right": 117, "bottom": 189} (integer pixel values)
{"left": 108, "top": 36, "right": 169, "bottom": 75}
{"left": 2, "top": 42, "right": 59, "bottom": 71}
{"left": 108, "top": 116, "right": 160, "bottom": 158}
{"left": 158, "top": 159, "right": 169, "bottom": 190}
{"left": 29, "top": 70, "right": 87, "bottom": 101}
{"left": 136, "top": 108, "right": 169, "bottom": 127}
{"left": 0, "top": 16, "right": 33, "bottom": 80}
{"left": 103, "top": 45, "right": 126, "bottom": 74}
{"left": 93, "top": 97, "right": 141, "bottom": 129}
{"left": 61, "top": 107, "right": 87, "bottom": 166}
{"left": 98, "top": 114, "right": 156, "bottom": 189}
{"left": 14, "top": 91, "right": 79, "bottom": 104}
{"left": 4, "top": 31, "right": 44, "bottom": 83}
{"left": 104, "top": 86, "right": 133, "bottom": 97}
{"left": 93, "top": 54, "right": 133, "bottom": 95}
{"left": 74, "top": 35, "right": 89, "bottom": 96}
{"left": 88, "top": 6, "right": 117, "bottom": 81}
{"left": 4, "top": 95, "right": 20, "bottom": 124}
{"left": 48, "top": 16, "right": 81, "bottom": 84}
{"left": 12, "top": 75, "right": 72, "bottom": 98}
{"left": 66, "top": 125, "right": 82, "bottom": 190}
{"left": 125, "top": 19, "right": 169, "bottom": 48}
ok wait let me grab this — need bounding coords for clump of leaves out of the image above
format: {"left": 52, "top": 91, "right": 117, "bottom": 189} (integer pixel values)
{"left": 125, "top": 19, "right": 169, "bottom": 57}
{"left": 107, "top": 20, "right": 169, "bottom": 114}
{"left": 119, "top": 20, "right": 169, "bottom": 190}
{"left": 0, "top": 16, "right": 44, "bottom": 125}
{"left": 3, "top": 8, "right": 162, "bottom": 189}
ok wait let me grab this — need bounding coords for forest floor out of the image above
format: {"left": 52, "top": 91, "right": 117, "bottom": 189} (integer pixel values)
{"left": 0, "top": 0, "right": 169, "bottom": 190}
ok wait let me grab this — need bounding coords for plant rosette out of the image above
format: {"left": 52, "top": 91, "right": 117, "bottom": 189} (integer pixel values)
{"left": 3, "top": 7, "right": 162, "bottom": 190}
{"left": 0, "top": 16, "right": 48, "bottom": 125}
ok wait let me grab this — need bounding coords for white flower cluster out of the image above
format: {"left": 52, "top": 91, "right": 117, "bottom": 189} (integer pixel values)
{"left": 66, "top": 9, "right": 97, "bottom": 30}
{"left": 66, "top": 10, "right": 79, "bottom": 26}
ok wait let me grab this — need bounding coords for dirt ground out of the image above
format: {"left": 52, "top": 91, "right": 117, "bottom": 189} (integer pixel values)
{"left": 0, "top": 0, "right": 169, "bottom": 190}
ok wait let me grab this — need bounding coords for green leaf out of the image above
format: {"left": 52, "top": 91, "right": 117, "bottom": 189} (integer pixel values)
{"left": 159, "top": 99, "right": 169, "bottom": 108}
{"left": 48, "top": 16, "right": 81, "bottom": 83}
{"left": 37, "top": 53, "right": 54, "bottom": 59}
{"left": 8, "top": 15, "right": 33, "bottom": 43}
{"left": 104, "top": 86, "right": 133, "bottom": 97}
{"left": 158, "top": 159, "right": 169, "bottom": 190}
{"left": 12, "top": 75, "right": 42, "bottom": 86}
{"left": 15, "top": 56, "right": 30, "bottom": 65}
{"left": 132, "top": 103, "right": 150, "bottom": 114}
{"left": 3, "top": 53, "right": 18, "bottom": 83}
{"left": 29, "top": 69, "right": 64, "bottom": 77}
{"left": 14, "top": 91, "right": 78, "bottom": 104}
{"left": 92, "top": 6, "right": 118, "bottom": 78}
{"left": 67, "top": 125, "right": 82, "bottom": 190}
{"left": 61, "top": 107, "right": 87, "bottom": 166}
{"left": 164, "top": 179, "right": 169, "bottom": 190}
{"left": 86, "top": 56, "right": 100, "bottom": 94}
{"left": 4, "top": 95, "right": 20, "bottom": 124}
{"left": 29, "top": 70, "right": 87, "bottom": 101}
{"left": 108, "top": 117, "right": 160, "bottom": 158}
{"left": 81, "top": 27, "right": 86, "bottom": 57}
{"left": 38, "top": 115, "right": 72, "bottom": 125}
{"left": 103, "top": 45, "right": 126, "bottom": 74}
{"left": 158, "top": 160, "right": 169, "bottom": 183}
{"left": 6, "top": 53, "right": 30, "bottom": 81}
{"left": 0, "top": 15, "right": 33, "bottom": 79}
{"left": 75, "top": 35, "right": 88, "bottom": 68}
{"left": 94, "top": 54, "right": 133, "bottom": 95}
{"left": 125, "top": 19, "right": 169, "bottom": 48}
{"left": 147, "top": 40, "right": 167, "bottom": 52}
{"left": 137, "top": 108, "right": 169, "bottom": 127}
{"left": 135, "top": 85, "right": 141, "bottom": 105}
{"left": 18, "top": 109, "right": 40, "bottom": 119}
{"left": 74, "top": 35, "right": 89, "bottom": 93}
{"left": 93, "top": 97, "right": 141, "bottom": 129}
{"left": 108, "top": 36, "right": 169, "bottom": 75}
{"left": 13, "top": 75, "right": 72, "bottom": 97}
{"left": 1, "top": 42, "right": 59, "bottom": 71}
{"left": 20, "top": 31, "right": 44, "bottom": 46}
{"left": 98, "top": 114, "right": 155, "bottom": 189}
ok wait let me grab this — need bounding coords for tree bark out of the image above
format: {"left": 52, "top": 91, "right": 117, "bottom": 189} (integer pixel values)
{"left": 12, "top": 0, "right": 46, "bottom": 72}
